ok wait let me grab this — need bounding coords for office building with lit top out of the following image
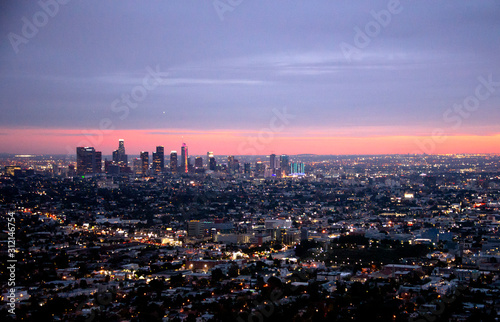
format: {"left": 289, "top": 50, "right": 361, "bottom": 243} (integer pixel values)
{"left": 152, "top": 146, "right": 164, "bottom": 174}
{"left": 170, "top": 151, "right": 178, "bottom": 174}
{"left": 133, "top": 158, "right": 142, "bottom": 176}
{"left": 140, "top": 151, "right": 149, "bottom": 176}
{"left": 255, "top": 161, "right": 265, "bottom": 177}
{"left": 188, "top": 220, "right": 203, "bottom": 237}
{"left": 207, "top": 152, "right": 216, "bottom": 171}
{"left": 194, "top": 157, "right": 204, "bottom": 173}
{"left": 76, "top": 147, "right": 102, "bottom": 175}
{"left": 181, "top": 143, "right": 188, "bottom": 173}
{"left": 112, "top": 139, "right": 128, "bottom": 165}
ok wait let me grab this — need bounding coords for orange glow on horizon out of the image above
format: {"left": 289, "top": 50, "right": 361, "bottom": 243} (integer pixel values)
{"left": 1, "top": 128, "right": 500, "bottom": 155}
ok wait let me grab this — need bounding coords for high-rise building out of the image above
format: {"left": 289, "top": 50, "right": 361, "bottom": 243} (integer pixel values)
{"left": 133, "top": 158, "right": 142, "bottom": 176}
{"left": 244, "top": 162, "right": 251, "bottom": 175}
{"left": 76, "top": 147, "right": 102, "bottom": 175}
{"left": 140, "top": 151, "right": 149, "bottom": 176}
{"left": 195, "top": 157, "right": 203, "bottom": 168}
{"left": 118, "top": 139, "right": 125, "bottom": 154}
{"left": 95, "top": 151, "right": 102, "bottom": 173}
{"left": 233, "top": 159, "right": 239, "bottom": 173}
{"left": 269, "top": 154, "right": 279, "bottom": 175}
{"left": 112, "top": 139, "right": 128, "bottom": 165}
{"left": 255, "top": 161, "right": 265, "bottom": 177}
{"left": 181, "top": 143, "right": 188, "bottom": 173}
{"left": 207, "top": 152, "right": 212, "bottom": 165}
{"left": 194, "top": 157, "right": 204, "bottom": 174}
{"left": 290, "top": 162, "right": 305, "bottom": 175}
{"left": 280, "top": 154, "right": 290, "bottom": 176}
{"left": 208, "top": 152, "right": 216, "bottom": 171}
{"left": 227, "top": 155, "right": 234, "bottom": 174}
{"left": 170, "top": 151, "right": 178, "bottom": 174}
{"left": 152, "top": 146, "right": 164, "bottom": 174}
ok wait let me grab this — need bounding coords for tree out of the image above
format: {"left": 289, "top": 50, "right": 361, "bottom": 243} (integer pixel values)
{"left": 211, "top": 268, "right": 225, "bottom": 283}
{"left": 79, "top": 279, "right": 88, "bottom": 289}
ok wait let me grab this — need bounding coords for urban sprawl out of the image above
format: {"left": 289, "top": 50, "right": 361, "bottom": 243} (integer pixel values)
{"left": 2, "top": 140, "right": 500, "bottom": 321}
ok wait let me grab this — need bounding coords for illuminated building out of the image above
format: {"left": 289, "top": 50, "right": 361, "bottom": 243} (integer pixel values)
{"left": 181, "top": 143, "right": 188, "bottom": 173}
{"left": 170, "top": 151, "right": 178, "bottom": 174}
{"left": 194, "top": 157, "right": 203, "bottom": 173}
{"left": 208, "top": 152, "right": 216, "bottom": 171}
{"left": 152, "top": 146, "right": 164, "bottom": 174}
{"left": 255, "top": 161, "right": 265, "bottom": 177}
{"left": 5, "top": 166, "right": 21, "bottom": 177}
{"left": 76, "top": 147, "right": 102, "bottom": 175}
{"left": 112, "top": 139, "right": 128, "bottom": 165}
{"left": 244, "top": 162, "right": 251, "bottom": 175}
{"left": 280, "top": 154, "right": 290, "bottom": 176}
{"left": 140, "top": 151, "right": 149, "bottom": 176}
{"left": 290, "top": 162, "right": 305, "bottom": 175}
{"left": 133, "top": 158, "right": 142, "bottom": 176}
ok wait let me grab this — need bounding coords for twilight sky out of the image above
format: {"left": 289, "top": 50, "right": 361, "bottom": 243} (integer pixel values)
{"left": 1, "top": 0, "right": 500, "bottom": 155}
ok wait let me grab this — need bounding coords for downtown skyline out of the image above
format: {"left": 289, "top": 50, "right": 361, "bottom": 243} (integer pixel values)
{"left": 1, "top": 1, "right": 500, "bottom": 155}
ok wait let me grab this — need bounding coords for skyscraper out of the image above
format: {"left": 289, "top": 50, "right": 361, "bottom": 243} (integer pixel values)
{"left": 269, "top": 154, "right": 279, "bottom": 175}
{"left": 227, "top": 155, "right": 234, "bottom": 174}
{"left": 170, "top": 151, "right": 178, "bottom": 174}
{"left": 118, "top": 139, "right": 125, "bottom": 155}
{"left": 290, "top": 162, "right": 305, "bottom": 175}
{"left": 244, "top": 162, "right": 251, "bottom": 176}
{"left": 95, "top": 151, "right": 102, "bottom": 173}
{"left": 140, "top": 151, "right": 149, "bottom": 176}
{"left": 207, "top": 152, "right": 212, "bottom": 165}
{"left": 195, "top": 157, "right": 203, "bottom": 168}
{"left": 280, "top": 154, "right": 290, "bottom": 176}
{"left": 208, "top": 152, "right": 216, "bottom": 171}
{"left": 194, "top": 157, "right": 203, "bottom": 174}
{"left": 133, "top": 158, "right": 142, "bottom": 176}
{"left": 152, "top": 146, "right": 164, "bottom": 174}
{"left": 255, "top": 161, "right": 265, "bottom": 177}
{"left": 112, "top": 139, "right": 128, "bottom": 165}
{"left": 76, "top": 147, "right": 102, "bottom": 175}
{"left": 181, "top": 143, "right": 188, "bottom": 173}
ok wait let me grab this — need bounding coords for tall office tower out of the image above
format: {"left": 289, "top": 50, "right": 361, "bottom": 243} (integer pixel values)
{"left": 208, "top": 152, "right": 216, "bottom": 171}
{"left": 195, "top": 157, "right": 203, "bottom": 169}
{"left": 181, "top": 143, "right": 188, "bottom": 173}
{"left": 140, "top": 151, "right": 149, "bottom": 176}
{"left": 133, "top": 158, "right": 142, "bottom": 176}
{"left": 255, "top": 161, "right": 265, "bottom": 177}
{"left": 269, "top": 154, "right": 278, "bottom": 175}
{"left": 227, "top": 155, "right": 234, "bottom": 174}
{"left": 233, "top": 159, "right": 240, "bottom": 173}
{"left": 170, "top": 151, "right": 178, "bottom": 174}
{"left": 290, "top": 162, "right": 305, "bottom": 175}
{"left": 95, "top": 151, "right": 102, "bottom": 173}
{"left": 112, "top": 139, "right": 128, "bottom": 165}
{"left": 207, "top": 152, "right": 212, "bottom": 165}
{"left": 194, "top": 157, "right": 203, "bottom": 174}
{"left": 76, "top": 147, "right": 102, "bottom": 175}
{"left": 244, "top": 162, "right": 251, "bottom": 175}
{"left": 280, "top": 154, "right": 290, "bottom": 176}
{"left": 152, "top": 146, "right": 164, "bottom": 174}
{"left": 118, "top": 139, "right": 125, "bottom": 155}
